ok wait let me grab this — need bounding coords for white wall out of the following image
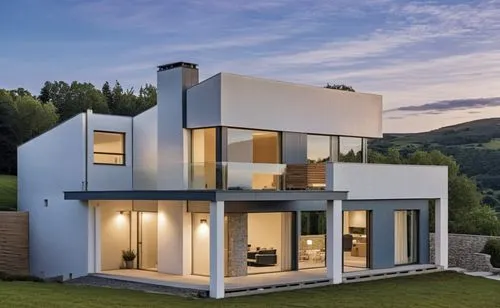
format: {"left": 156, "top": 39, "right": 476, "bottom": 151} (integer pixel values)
{"left": 133, "top": 107, "right": 158, "bottom": 190}
{"left": 18, "top": 114, "right": 89, "bottom": 279}
{"left": 186, "top": 73, "right": 382, "bottom": 138}
{"left": 192, "top": 213, "right": 210, "bottom": 275}
{"left": 328, "top": 163, "right": 448, "bottom": 200}
{"left": 157, "top": 201, "right": 192, "bottom": 275}
{"left": 186, "top": 74, "right": 222, "bottom": 129}
{"left": 99, "top": 201, "right": 133, "bottom": 271}
{"left": 87, "top": 113, "right": 133, "bottom": 191}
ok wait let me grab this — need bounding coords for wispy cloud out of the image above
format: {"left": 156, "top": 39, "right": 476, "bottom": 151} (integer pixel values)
{"left": 386, "top": 97, "right": 500, "bottom": 113}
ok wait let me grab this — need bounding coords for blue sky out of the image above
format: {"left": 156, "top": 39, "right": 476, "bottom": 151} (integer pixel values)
{"left": 1, "top": 0, "right": 499, "bottom": 132}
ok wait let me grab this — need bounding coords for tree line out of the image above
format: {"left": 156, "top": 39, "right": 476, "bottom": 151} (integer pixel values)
{"left": 0, "top": 81, "right": 157, "bottom": 175}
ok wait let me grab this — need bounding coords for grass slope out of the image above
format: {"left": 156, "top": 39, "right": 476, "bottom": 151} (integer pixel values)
{"left": 0, "top": 175, "right": 17, "bottom": 211}
{"left": 1, "top": 272, "right": 499, "bottom": 307}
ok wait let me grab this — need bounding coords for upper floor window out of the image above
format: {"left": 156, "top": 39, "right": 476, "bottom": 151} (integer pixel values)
{"left": 93, "top": 131, "right": 125, "bottom": 165}
{"left": 307, "top": 135, "right": 330, "bottom": 163}
{"left": 339, "top": 137, "right": 362, "bottom": 163}
{"left": 227, "top": 129, "right": 280, "bottom": 163}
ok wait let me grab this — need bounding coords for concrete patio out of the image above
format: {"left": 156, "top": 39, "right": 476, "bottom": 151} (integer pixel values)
{"left": 95, "top": 264, "right": 440, "bottom": 296}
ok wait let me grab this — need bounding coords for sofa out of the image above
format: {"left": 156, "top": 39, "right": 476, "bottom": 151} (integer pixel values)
{"left": 247, "top": 249, "right": 278, "bottom": 266}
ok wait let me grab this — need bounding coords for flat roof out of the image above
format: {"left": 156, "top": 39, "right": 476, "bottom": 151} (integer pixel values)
{"left": 64, "top": 190, "right": 348, "bottom": 202}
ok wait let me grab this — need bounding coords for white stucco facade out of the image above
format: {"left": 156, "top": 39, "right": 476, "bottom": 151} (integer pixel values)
{"left": 18, "top": 62, "right": 448, "bottom": 298}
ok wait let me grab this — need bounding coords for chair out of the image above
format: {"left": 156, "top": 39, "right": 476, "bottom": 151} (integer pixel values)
{"left": 343, "top": 234, "right": 353, "bottom": 251}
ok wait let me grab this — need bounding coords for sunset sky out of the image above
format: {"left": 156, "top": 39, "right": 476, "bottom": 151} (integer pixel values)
{"left": 1, "top": 0, "right": 499, "bottom": 133}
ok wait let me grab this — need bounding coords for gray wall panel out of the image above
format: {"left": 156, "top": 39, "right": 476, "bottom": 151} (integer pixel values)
{"left": 282, "top": 132, "right": 307, "bottom": 164}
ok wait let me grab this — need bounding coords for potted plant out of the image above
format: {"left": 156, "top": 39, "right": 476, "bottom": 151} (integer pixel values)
{"left": 122, "top": 249, "right": 136, "bottom": 269}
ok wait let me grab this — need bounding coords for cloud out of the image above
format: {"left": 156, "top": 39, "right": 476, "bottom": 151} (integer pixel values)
{"left": 386, "top": 97, "right": 500, "bottom": 113}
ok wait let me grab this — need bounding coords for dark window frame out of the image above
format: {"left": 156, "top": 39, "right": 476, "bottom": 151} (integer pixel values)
{"left": 93, "top": 130, "right": 126, "bottom": 166}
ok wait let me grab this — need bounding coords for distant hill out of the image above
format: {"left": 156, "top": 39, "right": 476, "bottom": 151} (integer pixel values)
{"left": 0, "top": 175, "right": 17, "bottom": 211}
{"left": 370, "top": 118, "right": 500, "bottom": 211}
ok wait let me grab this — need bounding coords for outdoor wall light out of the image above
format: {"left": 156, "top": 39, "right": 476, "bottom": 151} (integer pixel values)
{"left": 200, "top": 219, "right": 208, "bottom": 225}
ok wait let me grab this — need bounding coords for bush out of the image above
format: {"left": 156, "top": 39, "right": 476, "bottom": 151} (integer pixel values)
{"left": 482, "top": 239, "right": 500, "bottom": 268}
{"left": 0, "top": 272, "right": 44, "bottom": 282}
{"left": 452, "top": 205, "right": 500, "bottom": 236}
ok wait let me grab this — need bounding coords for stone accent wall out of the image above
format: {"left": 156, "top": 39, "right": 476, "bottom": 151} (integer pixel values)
{"left": 0, "top": 212, "right": 29, "bottom": 275}
{"left": 430, "top": 233, "right": 500, "bottom": 271}
{"left": 226, "top": 213, "right": 247, "bottom": 277}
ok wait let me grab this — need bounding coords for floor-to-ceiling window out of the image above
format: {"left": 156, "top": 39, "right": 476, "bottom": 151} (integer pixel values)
{"left": 299, "top": 211, "right": 326, "bottom": 269}
{"left": 191, "top": 128, "right": 216, "bottom": 189}
{"left": 247, "top": 213, "right": 292, "bottom": 274}
{"left": 343, "top": 211, "right": 370, "bottom": 271}
{"left": 339, "top": 137, "right": 363, "bottom": 163}
{"left": 306, "top": 135, "right": 330, "bottom": 190}
{"left": 394, "top": 210, "right": 419, "bottom": 265}
{"left": 227, "top": 129, "right": 281, "bottom": 190}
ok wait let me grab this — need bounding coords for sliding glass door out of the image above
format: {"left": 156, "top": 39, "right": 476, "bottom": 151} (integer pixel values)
{"left": 394, "top": 210, "right": 418, "bottom": 265}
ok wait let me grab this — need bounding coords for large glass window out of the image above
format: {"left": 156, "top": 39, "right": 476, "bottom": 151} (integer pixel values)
{"left": 339, "top": 137, "right": 362, "bottom": 163}
{"left": 307, "top": 135, "right": 330, "bottom": 189}
{"left": 227, "top": 129, "right": 281, "bottom": 190}
{"left": 191, "top": 128, "right": 216, "bottom": 189}
{"left": 93, "top": 131, "right": 125, "bottom": 165}
{"left": 247, "top": 213, "right": 292, "bottom": 274}
{"left": 307, "top": 135, "right": 330, "bottom": 163}
{"left": 299, "top": 211, "right": 326, "bottom": 269}
{"left": 394, "top": 210, "right": 418, "bottom": 265}
{"left": 343, "top": 211, "right": 370, "bottom": 271}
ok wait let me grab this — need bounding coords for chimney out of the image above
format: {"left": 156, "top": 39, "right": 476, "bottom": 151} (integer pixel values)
{"left": 157, "top": 62, "right": 199, "bottom": 190}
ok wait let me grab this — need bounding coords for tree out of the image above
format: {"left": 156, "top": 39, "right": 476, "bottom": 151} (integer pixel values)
{"left": 11, "top": 95, "right": 58, "bottom": 143}
{"left": 0, "top": 91, "right": 18, "bottom": 174}
{"left": 40, "top": 81, "right": 108, "bottom": 121}
{"left": 325, "top": 83, "right": 355, "bottom": 92}
{"left": 102, "top": 81, "right": 113, "bottom": 110}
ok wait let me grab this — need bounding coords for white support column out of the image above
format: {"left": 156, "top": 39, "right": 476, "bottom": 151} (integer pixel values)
{"left": 435, "top": 198, "right": 448, "bottom": 269}
{"left": 326, "top": 200, "right": 343, "bottom": 284}
{"left": 209, "top": 201, "right": 225, "bottom": 299}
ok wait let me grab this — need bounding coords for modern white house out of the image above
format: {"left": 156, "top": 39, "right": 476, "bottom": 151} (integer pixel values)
{"left": 18, "top": 62, "right": 448, "bottom": 299}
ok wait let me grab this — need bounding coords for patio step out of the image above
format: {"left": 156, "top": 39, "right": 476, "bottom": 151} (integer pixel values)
{"left": 67, "top": 275, "right": 209, "bottom": 298}
{"left": 343, "top": 265, "right": 442, "bottom": 283}
{"left": 225, "top": 278, "right": 332, "bottom": 297}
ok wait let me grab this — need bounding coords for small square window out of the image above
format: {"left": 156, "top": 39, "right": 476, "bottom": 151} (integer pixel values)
{"left": 93, "top": 131, "right": 125, "bottom": 165}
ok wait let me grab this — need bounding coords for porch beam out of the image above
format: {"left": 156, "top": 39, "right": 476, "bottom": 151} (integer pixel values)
{"left": 209, "top": 201, "right": 225, "bottom": 299}
{"left": 435, "top": 198, "right": 448, "bottom": 269}
{"left": 326, "top": 200, "right": 343, "bottom": 284}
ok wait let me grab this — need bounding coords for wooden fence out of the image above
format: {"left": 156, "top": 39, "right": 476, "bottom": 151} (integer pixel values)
{"left": 0, "top": 212, "right": 29, "bottom": 275}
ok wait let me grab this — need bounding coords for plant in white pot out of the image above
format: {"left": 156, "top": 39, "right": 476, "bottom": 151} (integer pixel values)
{"left": 122, "top": 249, "right": 136, "bottom": 269}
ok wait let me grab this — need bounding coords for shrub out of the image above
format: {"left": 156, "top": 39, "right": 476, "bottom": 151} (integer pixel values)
{"left": 482, "top": 239, "right": 500, "bottom": 268}
{"left": 0, "top": 272, "right": 44, "bottom": 282}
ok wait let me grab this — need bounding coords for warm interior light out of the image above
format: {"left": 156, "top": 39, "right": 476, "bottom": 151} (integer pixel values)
{"left": 306, "top": 239, "right": 313, "bottom": 246}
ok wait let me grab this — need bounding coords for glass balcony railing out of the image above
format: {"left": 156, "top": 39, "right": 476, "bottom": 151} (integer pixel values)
{"left": 188, "top": 162, "right": 327, "bottom": 191}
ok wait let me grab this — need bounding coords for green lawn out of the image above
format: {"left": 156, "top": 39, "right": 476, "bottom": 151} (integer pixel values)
{"left": 0, "top": 175, "right": 17, "bottom": 211}
{"left": 1, "top": 272, "right": 500, "bottom": 307}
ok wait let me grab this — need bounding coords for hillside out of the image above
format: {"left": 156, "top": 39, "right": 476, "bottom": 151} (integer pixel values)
{"left": 370, "top": 118, "right": 500, "bottom": 210}
{"left": 0, "top": 175, "right": 17, "bottom": 211}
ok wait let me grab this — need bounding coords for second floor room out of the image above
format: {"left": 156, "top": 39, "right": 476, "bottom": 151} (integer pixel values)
{"left": 18, "top": 62, "right": 384, "bottom": 192}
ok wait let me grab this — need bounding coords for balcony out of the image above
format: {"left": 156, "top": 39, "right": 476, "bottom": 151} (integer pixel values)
{"left": 188, "top": 163, "right": 329, "bottom": 191}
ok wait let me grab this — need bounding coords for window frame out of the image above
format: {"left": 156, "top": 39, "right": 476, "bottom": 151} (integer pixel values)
{"left": 93, "top": 130, "right": 126, "bottom": 166}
